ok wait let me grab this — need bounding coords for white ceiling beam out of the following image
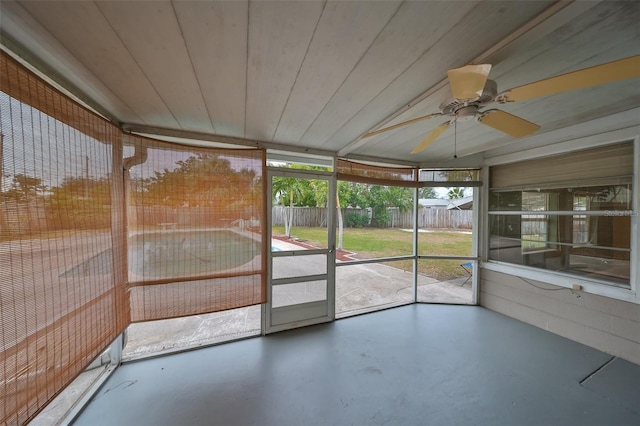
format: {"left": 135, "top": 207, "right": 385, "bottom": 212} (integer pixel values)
{"left": 0, "top": 34, "right": 120, "bottom": 124}
{"left": 123, "top": 123, "right": 426, "bottom": 168}
{"left": 122, "top": 123, "right": 336, "bottom": 158}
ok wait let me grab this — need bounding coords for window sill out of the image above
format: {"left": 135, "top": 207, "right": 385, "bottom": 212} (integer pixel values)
{"left": 480, "top": 261, "right": 637, "bottom": 303}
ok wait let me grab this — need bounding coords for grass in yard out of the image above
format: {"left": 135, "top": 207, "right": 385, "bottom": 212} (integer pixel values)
{"left": 272, "top": 226, "right": 472, "bottom": 281}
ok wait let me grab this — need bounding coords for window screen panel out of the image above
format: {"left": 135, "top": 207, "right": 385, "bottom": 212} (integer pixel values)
{"left": 124, "top": 135, "right": 266, "bottom": 322}
{"left": 1, "top": 52, "right": 128, "bottom": 425}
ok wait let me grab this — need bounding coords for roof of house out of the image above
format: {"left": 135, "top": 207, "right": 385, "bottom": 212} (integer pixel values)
{"left": 418, "top": 196, "right": 473, "bottom": 210}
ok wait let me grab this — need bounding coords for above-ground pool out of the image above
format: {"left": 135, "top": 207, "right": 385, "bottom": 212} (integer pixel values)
{"left": 128, "top": 229, "right": 261, "bottom": 279}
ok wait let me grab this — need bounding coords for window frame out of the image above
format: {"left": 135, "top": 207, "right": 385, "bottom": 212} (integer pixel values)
{"left": 482, "top": 134, "right": 639, "bottom": 304}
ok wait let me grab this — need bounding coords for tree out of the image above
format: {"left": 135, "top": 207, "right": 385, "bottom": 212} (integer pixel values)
{"left": 419, "top": 187, "right": 437, "bottom": 199}
{"left": 135, "top": 153, "right": 260, "bottom": 211}
{"left": 367, "top": 185, "right": 413, "bottom": 227}
{"left": 271, "top": 164, "right": 332, "bottom": 238}
{"left": 336, "top": 191, "right": 344, "bottom": 251}
{"left": 48, "top": 176, "right": 112, "bottom": 230}
{"left": 3, "top": 174, "right": 47, "bottom": 202}
{"left": 447, "top": 187, "right": 465, "bottom": 199}
{"left": 333, "top": 181, "right": 353, "bottom": 250}
{"left": 340, "top": 183, "right": 413, "bottom": 228}
{"left": 272, "top": 175, "right": 306, "bottom": 238}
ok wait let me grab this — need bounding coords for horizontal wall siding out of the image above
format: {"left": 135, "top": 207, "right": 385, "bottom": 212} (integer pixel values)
{"left": 480, "top": 269, "right": 640, "bottom": 365}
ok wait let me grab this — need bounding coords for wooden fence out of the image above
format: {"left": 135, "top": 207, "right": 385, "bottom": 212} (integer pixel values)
{"left": 0, "top": 203, "right": 472, "bottom": 238}
{"left": 272, "top": 206, "right": 472, "bottom": 229}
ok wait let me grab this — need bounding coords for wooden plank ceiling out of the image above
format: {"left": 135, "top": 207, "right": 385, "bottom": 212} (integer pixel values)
{"left": 1, "top": 0, "right": 639, "bottom": 166}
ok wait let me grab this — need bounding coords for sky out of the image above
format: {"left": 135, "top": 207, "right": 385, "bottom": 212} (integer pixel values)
{"left": 1, "top": 93, "right": 111, "bottom": 191}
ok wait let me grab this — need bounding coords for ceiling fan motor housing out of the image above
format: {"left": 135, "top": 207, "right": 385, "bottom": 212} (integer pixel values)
{"left": 455, "top": 105, "right": 478, "bottom": 121}
{"left": 440, "top": 79, "right": 498, "bottom": 116}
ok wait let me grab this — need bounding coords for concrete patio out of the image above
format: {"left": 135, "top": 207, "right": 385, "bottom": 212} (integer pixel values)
{"left": 121, "top": 239, "right": 473, "bottom": 359}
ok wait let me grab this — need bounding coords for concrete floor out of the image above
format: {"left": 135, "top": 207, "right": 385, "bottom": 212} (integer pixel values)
{"left": 120, "top": 261, "right": 472, "bottom": 360}
{"left": 72, "top": 304, "right": 640, "bottom": 426}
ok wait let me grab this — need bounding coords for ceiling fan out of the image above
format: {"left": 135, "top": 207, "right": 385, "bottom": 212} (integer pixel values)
{"left": 361, "top": 55, "right": 640, "bottom": 154}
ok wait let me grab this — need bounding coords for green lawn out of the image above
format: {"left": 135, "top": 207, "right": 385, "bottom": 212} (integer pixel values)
{"left": 272, "top": 226, "right": 473, "bottom": 281}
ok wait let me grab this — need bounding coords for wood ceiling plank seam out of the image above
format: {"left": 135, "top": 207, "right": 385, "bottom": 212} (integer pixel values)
{"left": 169, "top": 0, "right": 217, "bottom": 135}
{"left": 94, "top": 3, "right": 179, "bottom": 128}
{"left": 332, "top": 0, "right": 561, "bottom": 157}
{"left": 2, "top": 0, "right": 142, "bottom": 125}
{"left": 293, "top": 0, "right": 408, "bottom": 146}
{"left": 470, "top": 10, "right": 640, "bottom": 157}
{"left": 94, "top": 6, "right": 178, "bottom": 128}
{"left": 335, "top": 79, "right": 449, "bottom": 157}
{"left": 301, "top": 2, "right": 466, "bottom": 146}
{"left": 342, "top": 0, "right": 570, "bottom": 154}
{"left": 309, "top": 8, "right": 460, "bottom": 151}
{"left": 302, "top": 0, "right": 512, "bottom": 154}
{"left": 476, "top": 11, "right": 640, "bottom": 146}
{"left": 537, "top": 2, "right": 640, "bottom": 73}
{"left": 269, "top": 0, "right": 328, "bottom": 143}
{"left": 272, "top": 0, "right": 403, "bottom": 145}
{"left": 343, "top": 2, "right": 640, "bottom": 163}
{"left": 19, "top": 0, "right": 179, "bottom": 128}
{"left": 7, "top": 0, "right": 638, "bottom": 167}
{"left": 480, "top": 1, "right": 602, "bottom": 77}
{"left": 95, "top": 1, "right": 210, "bottom": 133}
{"left": 488, "top": 1, "right": 634, "bottom": 89}
{"left": 320, "top": 0, "right": 491, "bottom": 150}
{"left": 172, "top": 1, "right": 248, "bottom": 138}
{"left": 244, "top": 1, "right": 325, "bottom": 141}
{"left": 0, "top": 34, "right": 120, "bottom": 126}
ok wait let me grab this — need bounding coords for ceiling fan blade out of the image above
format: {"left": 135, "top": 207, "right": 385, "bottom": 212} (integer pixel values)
{"left": 478, "top": 109, "right": 540, "bottom": 138}
{"left": 500, "top": 55, "right": 640, "bottom": 102}
{"left": 411, "top": 121, "right": 452, "bottom": 154}
{"left": 447, "top": 64, "right": 492, "bottom": 100}
{"left": 361, "top": 113, "right": 442, "bottom": 139}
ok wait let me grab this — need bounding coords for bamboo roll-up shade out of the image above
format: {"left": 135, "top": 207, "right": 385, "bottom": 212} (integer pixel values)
{"left": 0, "top": 53, "right": 114, "bottom": 145}
{"left": 337, "top": 159, "right": 418, "bottom": 187}
{"left": 1, "top": 52, "right": 129, "bottom": 426}
{"left": 124, "top": 135, "right": 266, "bottom": 322}
{"left": 490, "top": 142, "right": 634, "bottom": 190}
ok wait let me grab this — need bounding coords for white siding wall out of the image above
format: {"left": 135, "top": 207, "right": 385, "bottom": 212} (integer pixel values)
{"left": 480, "top": 269, "right": 640, "bottom": 365}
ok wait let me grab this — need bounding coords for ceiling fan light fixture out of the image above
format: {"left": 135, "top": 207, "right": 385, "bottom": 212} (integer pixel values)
{"left": 454, "top": 105, "right": 478, "bottom": 122}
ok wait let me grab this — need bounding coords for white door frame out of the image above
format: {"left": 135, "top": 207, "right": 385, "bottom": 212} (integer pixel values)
{"left": 264, "top": 168, "right": 336, "bottom": 334}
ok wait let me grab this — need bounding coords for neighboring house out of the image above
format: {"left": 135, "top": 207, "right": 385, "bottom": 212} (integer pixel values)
{"left": 418, "top": 198, "right": 449, "bottom": 209}
{"left": 447, "top": 196, "right": 473, "bottom": 210}
{"left": 418, "top": 196, "right": 473, "bottom": 210}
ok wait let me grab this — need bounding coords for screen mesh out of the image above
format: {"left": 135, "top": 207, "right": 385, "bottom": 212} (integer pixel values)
{"left": 1, "top": 52, "right": 129, "bottom": 425}
{"left": 124, "top": 135, "right": 266, "bottom": 322}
